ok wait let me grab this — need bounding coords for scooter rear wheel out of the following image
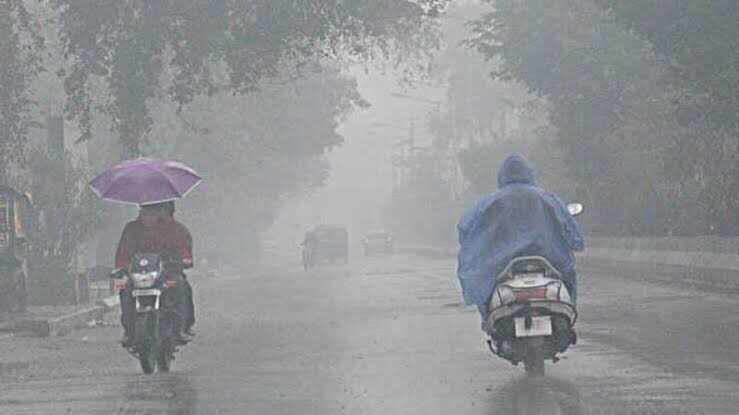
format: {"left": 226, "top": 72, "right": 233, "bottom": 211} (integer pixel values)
{"left": 524, "top": 338, "right": 546, "bottom": 376}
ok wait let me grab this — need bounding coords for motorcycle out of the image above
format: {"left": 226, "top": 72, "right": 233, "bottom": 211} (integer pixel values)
{"left": 485, "top": 203, "right": 583, "bottom": 375}
{"left": 112, "top": 253, "right": 186, "bottom": 374}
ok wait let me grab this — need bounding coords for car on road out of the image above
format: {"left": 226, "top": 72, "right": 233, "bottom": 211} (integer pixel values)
{"left": 302, "top": 225, "right": 349, "bottom": 270}
{"left": 362, "top": 230, "right": 395, "bottom": 256}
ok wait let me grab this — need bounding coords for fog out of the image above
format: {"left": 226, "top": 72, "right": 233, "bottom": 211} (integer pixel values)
{"left": 270, "top": 70, "right": 445, "bottom": 255}
{"left": 0, "top": 0, "right": 737, "bottom": 413}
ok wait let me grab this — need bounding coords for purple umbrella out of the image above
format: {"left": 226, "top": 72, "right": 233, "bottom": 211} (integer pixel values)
{"left": 90, "top": 158, "right": 202, "bottom": 205}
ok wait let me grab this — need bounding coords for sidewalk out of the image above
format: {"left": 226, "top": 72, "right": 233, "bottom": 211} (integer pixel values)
{"left": 0, "top": 296, "right": 119, "bottom": 338}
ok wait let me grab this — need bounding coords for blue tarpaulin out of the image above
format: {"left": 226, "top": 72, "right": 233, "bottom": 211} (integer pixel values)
{"left": 456, "top": 155, "right": 584, "bottom": 306}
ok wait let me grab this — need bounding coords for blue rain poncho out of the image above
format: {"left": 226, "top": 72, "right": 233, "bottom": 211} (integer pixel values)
{"left": 457, "top": 155, "right": 584, "bottom": 306}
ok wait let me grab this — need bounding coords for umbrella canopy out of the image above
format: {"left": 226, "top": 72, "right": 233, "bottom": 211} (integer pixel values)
{"left": 90, "top": 158, "right": 202, "bottom": 205}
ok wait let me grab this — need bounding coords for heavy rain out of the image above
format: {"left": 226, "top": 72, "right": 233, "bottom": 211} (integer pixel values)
{"left": 0, "top": 0, "right": 737, "bottom": 414}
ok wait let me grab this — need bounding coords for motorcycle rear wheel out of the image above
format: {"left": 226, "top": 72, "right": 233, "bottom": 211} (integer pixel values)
{"left": 157, "top": 339, "right": 172, "bottom": 373}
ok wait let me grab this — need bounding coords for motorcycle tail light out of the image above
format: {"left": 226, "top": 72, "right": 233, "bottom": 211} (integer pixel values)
{"left": 514, "top": 287, "right": 547, "bottom": 303}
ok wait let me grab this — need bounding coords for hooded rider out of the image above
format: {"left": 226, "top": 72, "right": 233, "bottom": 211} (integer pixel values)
{"left": 457, "top": 155, "right": 584, "bottom": 333}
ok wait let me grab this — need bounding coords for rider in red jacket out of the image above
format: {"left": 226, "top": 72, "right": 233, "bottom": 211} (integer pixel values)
{"left": 116, "top": 202, "right": 195, "bottom": 346}
{"left": 115, "top": 207, "right": 193, "bottom": 269}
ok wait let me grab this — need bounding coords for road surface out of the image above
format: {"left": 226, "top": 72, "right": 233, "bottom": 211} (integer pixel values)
{"left": 0, "top": 252, "right": 737, "bottom": 414}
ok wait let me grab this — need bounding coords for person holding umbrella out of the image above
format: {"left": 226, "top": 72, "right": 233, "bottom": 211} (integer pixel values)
{"left": 115, "top": 201, "right": 195, "bottom": 346}
{"left": 90, "top": 158, "right": 202, "bottom": 347}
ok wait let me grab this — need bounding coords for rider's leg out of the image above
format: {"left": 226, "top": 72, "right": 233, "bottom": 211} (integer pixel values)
{"left": 160, "top": 272, "right": 188, "bottom": 343}
{"left": 478, "top": 303, "right": 492, "bottom": 333}
{"left": 562, "top": 271, "right": 577, "bottom": 304}
{"left": 119, "top": 289, "right": 135, "bottom": 344}
{"left": 182, "top": 275, "right": 194, "bottom": 333}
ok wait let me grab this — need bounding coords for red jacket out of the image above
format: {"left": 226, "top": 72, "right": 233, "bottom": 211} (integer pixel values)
{"left": 115, "top": 216, "right": 193, "bottom": 269}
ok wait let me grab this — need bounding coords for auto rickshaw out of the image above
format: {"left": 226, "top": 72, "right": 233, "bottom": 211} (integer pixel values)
{"left": 302, "top": 225, "right": 349, "bottom": 270}
{"left": 0, "top": 186, "right": 33, "bottom": 313}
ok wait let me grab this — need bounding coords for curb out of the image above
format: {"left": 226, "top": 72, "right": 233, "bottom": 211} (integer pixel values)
{"left": 10, "top": 295, "right": 119, "bottom": 338}
{"left": 96, "top": 294, "right": 120, "bottom": 311}
{"left": 399, "top": 244, "right": 739, "bottom": 292}
{"left": 399, "top": 246, "right": 456, "bottom": 257}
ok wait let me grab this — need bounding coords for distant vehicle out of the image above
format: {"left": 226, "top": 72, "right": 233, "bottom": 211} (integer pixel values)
{"left": 302, "top": 225, "right": 349, "bottom": 270}
{"left": 0, "top": 186, "right": 33, "bottom": 313}
{"left": 362, "top": 230, "right": 394, "bottom": 256}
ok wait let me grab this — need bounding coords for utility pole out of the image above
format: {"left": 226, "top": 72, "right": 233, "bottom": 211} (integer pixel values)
{"left": 46, "top": 113, "right": 64, "bottom": 160}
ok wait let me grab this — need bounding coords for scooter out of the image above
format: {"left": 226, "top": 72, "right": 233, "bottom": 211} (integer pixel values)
{"left": 484, "top": 203, "right": 583, "bottom": 375}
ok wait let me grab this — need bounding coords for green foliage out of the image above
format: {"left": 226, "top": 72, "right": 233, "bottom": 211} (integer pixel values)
{"left": 146, "top": 63, "right": 366, "bottom": 260}
{"left": 0, "top": 0, "right": 44, "bottom": 169}
{"left": 382, "top": 2, "right": 542, "bottom": 246}
{"left": 598, "top": 1, "right": 738, "bottom": 132}
{"left": 12, "top": 149, "right": 101, "bottom": 305}
{"left": 55, "top": 0, "right": 448, "bottom": 154}
{"left": 468, "top": 0, "right": 739, "bottom": 236}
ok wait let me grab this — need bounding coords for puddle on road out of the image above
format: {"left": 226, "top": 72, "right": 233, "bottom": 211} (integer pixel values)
{"left": 487, "top": 375, "right": 587, "bottom": 415}
{"left": 123, "top": 373, "right": 198, "bottom": 413}
{"left": 0, "top": 361, "right": 30, "bottom": 375}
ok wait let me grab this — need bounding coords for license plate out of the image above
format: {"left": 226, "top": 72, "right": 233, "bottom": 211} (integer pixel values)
{"left": 514, "top": 316, "right": 552, "bottom": 337}
{"left": 132, "top": 289, "right": 161, "bottom": 297}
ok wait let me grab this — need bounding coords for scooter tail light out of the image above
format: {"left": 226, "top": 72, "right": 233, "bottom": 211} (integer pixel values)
{"left": 545, "top": 282, "right": 561, "bottom": 301}
{"left": 497, "top": 286, "right": 515, "bottom": 306}
{"left": 559, "top": 284, "right": 572, "bottom": 304}
{"left": 514, "top": 287, "right": 547, "bottom": 303}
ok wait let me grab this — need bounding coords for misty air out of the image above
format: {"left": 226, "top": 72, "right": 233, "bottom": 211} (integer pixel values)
{"left": 0, "top": 1, "right": 737, "bottom": 414}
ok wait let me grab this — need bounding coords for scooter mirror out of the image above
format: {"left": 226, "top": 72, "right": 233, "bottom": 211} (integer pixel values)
{"left": 567, "top": 203, "right": 584, "bottom": 216}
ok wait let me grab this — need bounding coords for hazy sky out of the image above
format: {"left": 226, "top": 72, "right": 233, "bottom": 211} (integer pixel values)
{"left": 291, "top": 68, "right": 445, "bottom": 237}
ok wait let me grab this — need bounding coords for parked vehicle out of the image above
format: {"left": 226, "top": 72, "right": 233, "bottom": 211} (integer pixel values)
{"left": 112, "top": 253, "right": 186, "bottom": 374}
{"left": 0, "top": 187, "right": 32, "bottom": 313}
{"left": 484, "top": 203, "right": 583, "bottom": 375}
{"left": 302, "top": 225, "right": 348, "bottom": 270}
{"left": 362, "top": 230, "right": 394, "bottom": 256}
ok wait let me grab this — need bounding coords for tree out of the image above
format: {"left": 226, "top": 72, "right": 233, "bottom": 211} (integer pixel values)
{"left": 0, "top": 0, "right": 43, "bottom": 171}
{"left": 468, "top": 0, "right": 739, "bottom": 236}
{"left": 55, "top": 0, "right": 448, "bottom": 155}
{"left": 145, "top": 62, "right": 368, "bottom": 261}
{"left": 596, "top": 1, "right": 738, "bottom": 133}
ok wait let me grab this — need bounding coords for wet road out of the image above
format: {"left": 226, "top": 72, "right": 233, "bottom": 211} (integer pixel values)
{"left": 0, "top": 253, "right": 738, "bottom": 414}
